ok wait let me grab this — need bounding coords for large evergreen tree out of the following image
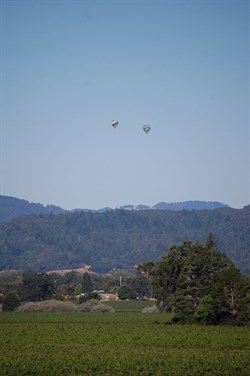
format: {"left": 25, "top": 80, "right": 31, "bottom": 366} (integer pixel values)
{"left": 152, "top": 237, "right": 234, "bottom": 318}
{"left": 81, "top": 273, "right": 93, "bottom": 293}
{"left": 21, "top": 272, "right": 55, "bottom": 301}
{"left": 195, "top": 268, "right": 250, "bottom": 324}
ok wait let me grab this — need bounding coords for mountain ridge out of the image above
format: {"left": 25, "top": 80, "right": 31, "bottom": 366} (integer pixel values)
{"left": 0, "top": 195, "right": 229, "bottom": 222}
{"left": 0, "top": 195, "right": 67, "bottom": 222}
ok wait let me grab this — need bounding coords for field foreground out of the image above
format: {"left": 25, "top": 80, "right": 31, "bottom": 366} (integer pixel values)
{"left": 0, "top": 311, "right": 249, "bottom": 376}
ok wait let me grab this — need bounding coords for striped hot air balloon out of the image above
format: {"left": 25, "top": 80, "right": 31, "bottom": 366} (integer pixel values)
{"left": 143, "top": 124, "right": 151, "bottom": 134}
{"left": 112, "top": 120, "right": 119, "bottom": 128}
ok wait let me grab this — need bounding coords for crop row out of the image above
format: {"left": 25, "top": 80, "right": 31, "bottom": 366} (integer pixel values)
{"left": 0, "top": 312, "right": 249, "bottom": 375}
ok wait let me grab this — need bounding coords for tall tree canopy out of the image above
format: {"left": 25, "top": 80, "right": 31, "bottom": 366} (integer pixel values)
{"left": 21, "top": 272, "right": 55, "bottom": 301}
{"left": 152, "top": 238, "right": 235, "bottom": 317}
{"left": 197, "top": 267, "right": 250, "bottom": 324}
{"left": 81, "top": 273, "right": 93, "bottom": 293}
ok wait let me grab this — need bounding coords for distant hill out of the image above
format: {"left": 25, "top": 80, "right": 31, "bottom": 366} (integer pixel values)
{"left": 152, "top": 201, "right": 228, "bottom": 211}
{"left": 72, "top": 201, "right": 228, "bottom": 213}
{"left": 0, "top": 205, "right": 249, "bottom": 275}
{"left": 0, "top": 195, "right": 67, "bottom": 222}
{"left": 0, "top": 196, "right": 228, "bottom": 222}
{"left": 99, "top": 201, "right": 228, "bottom": 212}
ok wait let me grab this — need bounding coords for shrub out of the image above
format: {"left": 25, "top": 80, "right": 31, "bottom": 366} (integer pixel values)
{"left": 2, "top": 292, "right": 20, "bottom": 312}
{"left": 171, "top": 314, "right": 196, "bottom": 324}
{"left": 53, "top": 294, "right": 66, "bottom": 301}
{"left": 142, "top": 305, "right": 159, "bottom": 313}
{"left": 90, "top": 304, "right": 114, "bottom": 312}
{"left": 78, "top": 292, "right": 100, "bottom": 304}
{"left": 17, "top": 300, "right": 76, "bottom": 312}
{"left": 76, "top": 299, "right": 114, "bottom": 312}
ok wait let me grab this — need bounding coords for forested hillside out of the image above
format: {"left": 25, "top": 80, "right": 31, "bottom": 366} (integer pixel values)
{"left": 0, "top": 195, "right": 66, "bottom": 222}
{"left": 0, "top": 206, "right": 249, "bottom": 274}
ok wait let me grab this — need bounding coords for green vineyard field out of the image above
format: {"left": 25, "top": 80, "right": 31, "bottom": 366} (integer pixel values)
{"left": 0, "top": 311, "right": 249, "bottom": 375}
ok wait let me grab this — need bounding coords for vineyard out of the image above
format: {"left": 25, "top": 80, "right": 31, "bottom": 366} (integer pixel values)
{"left": 0, "top": 311, "right": 249, "bottom": 376}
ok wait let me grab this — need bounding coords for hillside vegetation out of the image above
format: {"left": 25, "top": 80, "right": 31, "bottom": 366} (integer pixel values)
{"left": 0, "top": 195, "right": 66, "bottom": 222}
{"left": 0, "top": 206, "right": 249, "bottom": 274}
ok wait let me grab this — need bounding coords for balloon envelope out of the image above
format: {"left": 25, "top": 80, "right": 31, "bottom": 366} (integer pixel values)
{"left": 143, "top": 124, "right": 151, "bottom": 134}
{"left": 112, "top": 120, "right": 119, "bottom": 128}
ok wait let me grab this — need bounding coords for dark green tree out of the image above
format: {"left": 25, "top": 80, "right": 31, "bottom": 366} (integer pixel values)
{"left": 127, "top": 275, "right": 152, "bottom": 299}
{"left": 81, "top": 273, "right": 93, "bottom": 293}
{"left": 194, "top": 294, "right": 217, "bottom": 324}
{"left": 0, "top": 271, "right": 22, "bottom": 296}
{"left": 206, "top": 232, "right": 218, "bottom": 251}
{"left": 211, "top": 268, "right": 250, "bottom": 323}
{"left": 21, "top": 272, "right": 55, "bottom": 301}
{"left": 117, "top": 285, "right": 130, "bottom": 300}
{"left": 137, "top": 261, "right": 155, "bottom": 278}
{"left": 152, "top": 237, "right": 234, "bottom": 317}
{"left": 195, "top": 268, "right": 250, "bottom": 325}
{"left": 2, "top": 291, "right": 20, "bottom": 311}
{"left": 79, "top": 292, "right": 100, "bottom": 303}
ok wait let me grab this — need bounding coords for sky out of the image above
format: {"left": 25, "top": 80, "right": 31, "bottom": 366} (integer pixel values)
{"left": 0, "top": 0, "right": 249, "bottom": 210}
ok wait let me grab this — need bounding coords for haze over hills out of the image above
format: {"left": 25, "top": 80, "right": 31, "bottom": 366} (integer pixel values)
{"left": 0, "top": 195, "right": 66, "bottom": 222}
{"left": 0, "top": 195, "right": 229, "bottom": 222}
{"left": 0, "top": 199, "right": 249, "bottom": 275}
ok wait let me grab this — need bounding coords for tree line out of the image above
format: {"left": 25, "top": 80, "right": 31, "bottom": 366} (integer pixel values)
{"left": 1, "top": 234, "right": 249, "bottom": 325}
{"left": 0, "top": 268, "right": 149, "bottom": 310}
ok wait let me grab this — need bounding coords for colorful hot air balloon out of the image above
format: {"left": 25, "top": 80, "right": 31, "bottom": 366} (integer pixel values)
{"left": 112, "top": 120, "right": 119, "bottom": 128}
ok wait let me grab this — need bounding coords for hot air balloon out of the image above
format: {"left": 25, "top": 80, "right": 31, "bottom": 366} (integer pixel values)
{"left": 143, "top": 124, "right": 151, "bottom": 134}
{"left": 112, "top": 120, "right": 119, "bottom": 128}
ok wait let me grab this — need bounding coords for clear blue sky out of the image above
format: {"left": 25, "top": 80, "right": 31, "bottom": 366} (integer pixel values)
{"left": 1, "top": 0, "right": 249, "bottom": 210}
